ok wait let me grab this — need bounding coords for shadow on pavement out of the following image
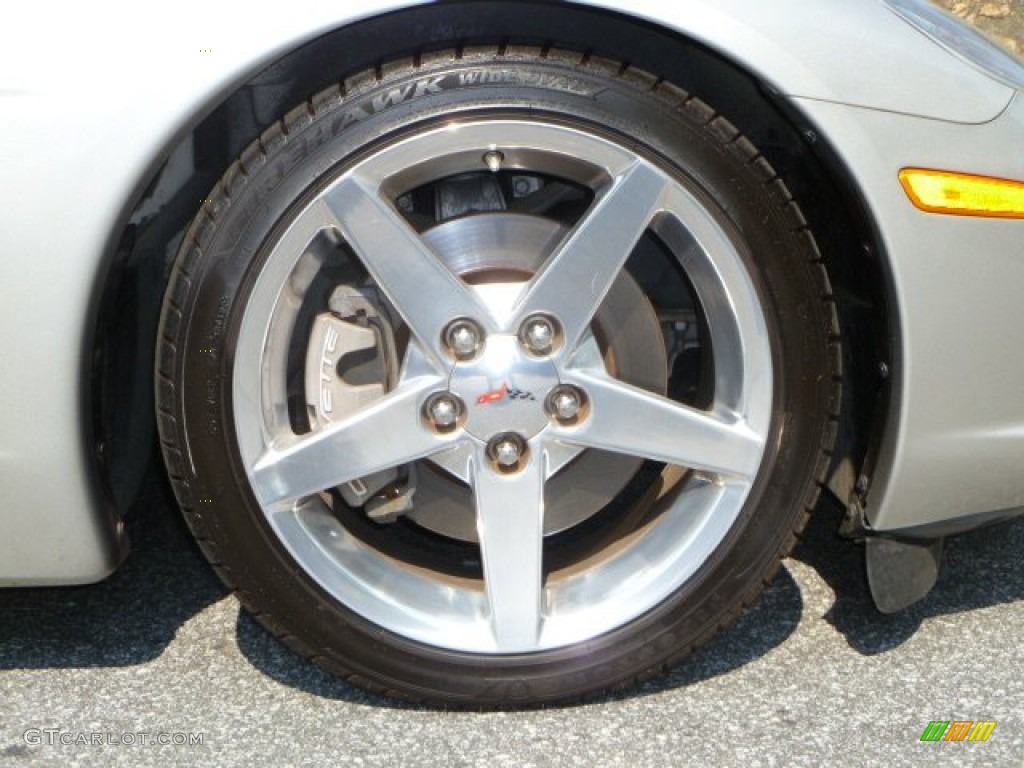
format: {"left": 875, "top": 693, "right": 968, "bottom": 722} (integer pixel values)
{"left": 792, "top": 493, "right": 1024, "bottom": 656}
{"left": 233, "top": 612, "right": 399, "bottom": 708}
{"left": 0, "top": 469, "right": 227, "bottom": 670}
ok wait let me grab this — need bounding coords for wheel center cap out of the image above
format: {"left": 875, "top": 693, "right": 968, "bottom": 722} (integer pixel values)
{"left": 448, "top": 335, "right": 557, "bottom": 440}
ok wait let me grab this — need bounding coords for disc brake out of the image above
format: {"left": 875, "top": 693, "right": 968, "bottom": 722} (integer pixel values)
{"left": 304, "top": 284, "right": 415, "bottom": 523}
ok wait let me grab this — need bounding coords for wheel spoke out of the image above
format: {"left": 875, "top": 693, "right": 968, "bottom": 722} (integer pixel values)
{"left": 321, "top": 174, "right": 498, "bottom": 367}
{"left": 251, "top": 377, "right": 450, "bottom": 506}
{"left": 511, "top": 161, "right": 668, "bottom": 356}
{"left": 556, "top": 371, "right": 765, "bottom": 481}
{"left": 472, "top": 444, "right": 546, "bottom": 651}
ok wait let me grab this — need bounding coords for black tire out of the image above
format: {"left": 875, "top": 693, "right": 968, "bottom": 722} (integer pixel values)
{"left": 156, "top": 48, "right": 840, "bottom": 708}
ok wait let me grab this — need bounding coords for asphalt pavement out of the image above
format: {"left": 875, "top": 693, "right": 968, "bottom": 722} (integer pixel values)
{"left": 1, "top": 472, "right": 1022, "bottom": 767}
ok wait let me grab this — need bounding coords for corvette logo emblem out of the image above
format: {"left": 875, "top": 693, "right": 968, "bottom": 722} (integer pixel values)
{"left": 476, "top": 383, "right": 536, "bottom": 405}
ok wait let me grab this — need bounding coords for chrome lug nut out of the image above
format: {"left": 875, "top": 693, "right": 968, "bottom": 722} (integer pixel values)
{"left": 553, "top": 391, "right": 580, "bottom": 421}
{"left": 488, "top": 433, "right": 527, "bottom": 472}
{"left": 450, "top": 326, "right": 478, "bottom": 356}
{"left": 526, "top": 320, "right": 553, "bottom": 350}
{"left": 547, "top": 385, "right": 587, "bottom": 424}
{"left": 430, "top": 398, "right": 458, "bottom": 428}
{"left": 445, "top": 319, "right": 484, "bottom": 361}
{"left": 494, "top": 439, "right": 521, "bottom": 467}
{"left": 519, "top": 315, "right": 559, "bottom": 355}
{"left": 425, "top": 393, "right": 463, "bottom": 431}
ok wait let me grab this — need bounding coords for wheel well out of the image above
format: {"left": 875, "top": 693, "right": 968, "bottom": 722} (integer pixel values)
{"left": 91, "top": 0, "right": 892, "bottom": 518}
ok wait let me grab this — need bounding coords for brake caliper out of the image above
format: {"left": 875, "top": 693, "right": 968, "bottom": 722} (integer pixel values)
{"left": 304, "top": 285, "right": 415, "bottom": 523}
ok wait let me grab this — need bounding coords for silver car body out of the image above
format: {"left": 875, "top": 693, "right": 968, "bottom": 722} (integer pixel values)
{"left": 0, "top": 0, "right": 1022, "bottom": 587}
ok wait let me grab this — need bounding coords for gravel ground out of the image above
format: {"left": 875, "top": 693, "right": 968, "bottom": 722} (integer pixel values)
{"left": 934, "top": 0, "right": 1024, "bottom": 53}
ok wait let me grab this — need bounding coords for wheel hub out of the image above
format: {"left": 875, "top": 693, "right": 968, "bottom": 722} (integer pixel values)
{"left": 448, "top": 335, "right": 558, "bottom": 442}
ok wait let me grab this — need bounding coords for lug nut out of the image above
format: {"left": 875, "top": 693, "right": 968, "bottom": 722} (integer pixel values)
{"left": 425, "top": 393, "right": 463, "bottom": 431}
{"left": 520, "top": 315, "right": 558, "bottom": 355}
{"left": 494, "top": 439, "right": 521, "bottom": 467}
{"left": 445, "top": 319, "right": 484, "bottom": 360}
{"left": 547, "top": 385, "right": 587, "bottom": 424}
{"left": 488, "top": 433, "right": 527, "bottom": 472}
{"left": 450, "top": 326, "right": 478, "bottom": 356}
{"left": 430, "top": 398, "right": 458, "bottom": 428}
{"left": 553, "top": 391, "right": 580, "bottom": 421}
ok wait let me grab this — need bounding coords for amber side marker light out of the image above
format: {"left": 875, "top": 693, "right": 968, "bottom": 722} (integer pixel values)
{"left": 900, "top": 168, "right": 1024, "bottom": 219}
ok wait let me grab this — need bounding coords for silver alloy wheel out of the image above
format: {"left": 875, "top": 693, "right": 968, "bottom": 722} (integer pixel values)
{"left": 231, "top": 118, "right": 773, "bottom": 654}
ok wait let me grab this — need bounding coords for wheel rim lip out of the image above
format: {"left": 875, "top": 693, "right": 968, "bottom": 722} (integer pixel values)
{"left": 231, "top": 116, "right": 773, "bottom": 654}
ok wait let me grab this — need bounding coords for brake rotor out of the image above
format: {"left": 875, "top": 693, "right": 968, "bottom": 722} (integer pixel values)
{"left": 410, "top": 213, "right": 668, "bottom": 541}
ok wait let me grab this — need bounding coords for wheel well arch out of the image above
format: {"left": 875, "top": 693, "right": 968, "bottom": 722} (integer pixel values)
{"left": 90, "top": 0, "right": 892, "bottom": 518}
